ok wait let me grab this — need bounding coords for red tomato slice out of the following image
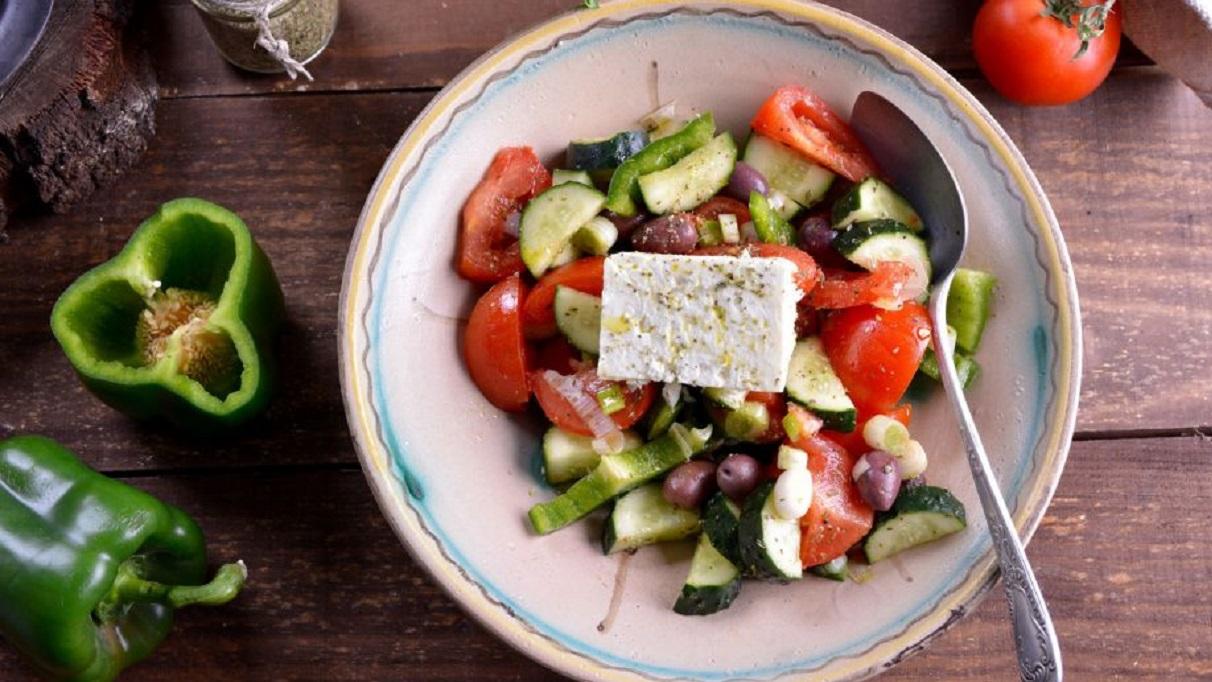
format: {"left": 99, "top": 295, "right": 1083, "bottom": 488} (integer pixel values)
{"left": 751, "top": 85, "right": 881, "bottom": 183}
{"left": 693, "top": 196, "right": 752, "bottom": 225}
{"left": 531, "top": 368, "right": 655, "bottom": 437}
{"left": 821, "top": 404, "right": 913, "bottom": 456}
{"left": 521, "top": 256, "right": 605, "bottom": 339}
{"left": 457, "top": 147, "right": 552, "bottom": 283}
{"left": 532, "top": 336, "right": 584, "bottom": 375}
{"left": 694, "top": 243, "right": 820, "bottom": 294}
{"left": 809, "top": 262, "right": 916, "bottom": 309}
{"left": 463, "top": 274, "right": 530, "bottom": 411}
{"left": 820, "top": 303, "right": 931, "bottom": 414}
{"left": 787, "top": 433, "right": 874, "bottom": 567}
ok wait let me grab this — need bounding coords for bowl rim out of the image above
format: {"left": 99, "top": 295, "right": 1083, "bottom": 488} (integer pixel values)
{"left": 337, "top": 1, "right": 1083, "bottom": 679}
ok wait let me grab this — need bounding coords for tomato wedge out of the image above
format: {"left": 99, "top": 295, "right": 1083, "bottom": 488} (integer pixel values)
{"left": 787, "top": 433, "right": 874, "bottom": 567}
{"left": 532, "top": 336, "right": 584, "bottom": 375}
{"left": 751, "top": 85, "right": 881, "bottom": 183}
{"left": 457, "top": 147, "right": 552, "bottom": 283}
{"left": 532, "top": 368, "right": 655, "bottom": 436}
{"left": 809, "top": 262, "right": 916, "bottom": 309}
{"left": 463, "top": 274, "right": 530, "bottom": 411}
{"left": 820, "top": 303, "right": 931, "bottom": 414}
{"left": 821, "top": 404, "right": 913, "bottom": 456}
{"left": 693, "top": 196, "right": 751, "bottom": 225}
{"left": 521, "top": 256, "right": 605, "bottom": 339}
{"left": 694, "top": 243, "right": 820, "bottom": 294}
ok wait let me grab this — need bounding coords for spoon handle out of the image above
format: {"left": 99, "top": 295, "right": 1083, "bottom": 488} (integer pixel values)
{"left": 929, "top": 283, "right": 1063, "bottom": 682}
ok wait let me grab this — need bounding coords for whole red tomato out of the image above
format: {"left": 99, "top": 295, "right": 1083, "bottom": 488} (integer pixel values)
{"left": 973, "top": 0, "right": 1121, "bottom": 106}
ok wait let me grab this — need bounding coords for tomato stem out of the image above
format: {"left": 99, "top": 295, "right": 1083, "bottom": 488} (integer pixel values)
{"left": 1041, "top": 0, "right": 1117, "bottom": 60}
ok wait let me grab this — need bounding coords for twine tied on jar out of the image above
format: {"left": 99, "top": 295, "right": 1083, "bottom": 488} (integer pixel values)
{"left": 192, "top": 0, "right": 338, "bottom": 79}
{"left": 253, "top": 3, "right": 313, "bottom": 80}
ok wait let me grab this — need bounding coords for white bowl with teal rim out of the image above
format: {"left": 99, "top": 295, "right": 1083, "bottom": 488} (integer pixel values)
{"left": 338, "top": 1, "right": 1082, "bottom": 679}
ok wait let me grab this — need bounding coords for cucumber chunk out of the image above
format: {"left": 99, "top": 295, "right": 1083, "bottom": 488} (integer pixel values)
{"left": 702, "top": 387, "right": 746, "bottom": 410}
{"left": 703, "top": 492, "right": 742, "bottom": 565}
{"left": 832, "top": 177, "right": 923, "bottom": 231}
{"left": 571, "top": 216, "right": 618, "bottom": 256}
{"left": 519, "top": 183, "right": 606, "bottom": 277}
{"left": 553, "top": 286, "right": 602, "bottom": 354}
{"left": 785, "top": 338, "right": 857, "bottom": 433}
{"left": 810, "top": 555, "right": 848, "bottom": 582}
{"left": 542, "top": 427, "right": 643, "bottom": 485}
{"left": 864, "top": 485, "right": 967, "bottom": 563}
{"left": 644, "top": 398, "right": 682, "bottom": 440}
{"left": 742, "top": 134, "right": 835, "bottom": 208}
{"left": 673, "top": 533, "right": 743, "bottom": 616}
{"left": 722, "top": 401, "right": 770, "bottom": 441}
{"left": 602, "top": 483, "right": 701, "bottom": 554}
{"left": 528, "top": 424, "right": 712, "bottom": 535}
{"left": 948, "top": 268, "right": 998, "bottom": 353}
{"left": 768, "top": 189, "right": 804, "bottom": 222}
{"left": 918, "top": 349, "right": 980, "bottom": 389}
{"left": 567, "top": 130, "right": 649, "bottom": 171}
{"left": 738, "top": 481, "right": 803, "bottom": 581}
{"left": 552, "top": 169, "right": 594, "bottom": 187}
{"left": 832, "top": 220, "right": 931, "bottom": 303}
{"left": 638, "top": 133, "right": 737, "bottom": 215}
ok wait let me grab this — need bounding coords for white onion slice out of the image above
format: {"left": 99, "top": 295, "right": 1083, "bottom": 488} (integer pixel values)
{"left": 540, "top": 370, "right": 625, "bottom": 451}
{"left": 661, "top": 381, "right": 682, "bottom": 408}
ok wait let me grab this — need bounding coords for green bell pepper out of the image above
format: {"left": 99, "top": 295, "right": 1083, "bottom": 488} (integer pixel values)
{"left": 749, "top": 190, "right": 796, "bottom": 245}
{"left": 0, "top": 435, "right": 247, "bottom": 681}
{"left": 50, "top": 198, "right": 284, "bottom": 431}
{"left": 605, "top": 113, "right": 716, "bottom": 217}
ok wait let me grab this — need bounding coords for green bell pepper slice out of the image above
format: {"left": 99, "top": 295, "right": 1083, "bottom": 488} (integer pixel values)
{"left": 0, "top": 435, "right": 247, "bottom": 682}
{"left": 50, "top": 198, "right": 284, "bottom": 431}
{"left": 749, "top": 190, "right": 796, "bottom": 245}
{"left": 605, "top": 113, "right": 716, "bottom": 217}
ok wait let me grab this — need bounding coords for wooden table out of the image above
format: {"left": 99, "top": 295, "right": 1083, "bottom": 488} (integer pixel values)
{"left": 2, "top": 1, "right": 1209, "bottom": 679}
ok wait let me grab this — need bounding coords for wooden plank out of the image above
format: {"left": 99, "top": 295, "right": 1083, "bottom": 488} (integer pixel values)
{"left": 2, "top": 69, "right": 1208, "bottom": 472}
{"left": 0, "top": 436, "right": 1207, "bottom": 680}
{"left": 149, "top": 0, "right": 982, "bottom": 98}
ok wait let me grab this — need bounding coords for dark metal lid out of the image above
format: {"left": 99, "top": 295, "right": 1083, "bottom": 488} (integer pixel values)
{"left": 0, "top": 0, "right": 53, "bottom": 93}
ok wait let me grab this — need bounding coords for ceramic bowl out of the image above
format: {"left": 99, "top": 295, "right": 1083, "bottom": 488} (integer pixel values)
{"left": 338, "top": 1, "right": 1081, "bottom": 679}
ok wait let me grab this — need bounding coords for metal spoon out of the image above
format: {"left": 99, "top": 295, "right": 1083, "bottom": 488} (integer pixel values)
{"left": 849, "top": 91, "right": 1062, "bottom": 682}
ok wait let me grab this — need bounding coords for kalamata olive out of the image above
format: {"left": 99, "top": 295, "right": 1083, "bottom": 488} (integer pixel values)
{"left": 630, "top": 213, "right": 700, "bottom": 254}
{"left": 662, "top": 460, "right": 718, "bottom": 509}
{"left": 798, "top": 215, "right": 838, "bottom": 258}
{"left": 604, "top": 210, "right": 649, "bottom": 238}
{"left": 724, "top": 162, "right": 769, "bottom": 202}
{"left": 716, "top": 453, "right": 761, "bottom": 501}
{"left": 853, "top": 450, "right": 902, "bottom": 512}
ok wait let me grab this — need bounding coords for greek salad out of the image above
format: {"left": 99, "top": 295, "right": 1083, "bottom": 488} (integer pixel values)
{"left": 456, "top": 85, "right": 998, "bottom": 616}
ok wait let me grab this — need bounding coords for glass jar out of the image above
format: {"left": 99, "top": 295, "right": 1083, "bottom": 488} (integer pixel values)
{"left": 191, "top": 0, "right": 339, "bottom": 75}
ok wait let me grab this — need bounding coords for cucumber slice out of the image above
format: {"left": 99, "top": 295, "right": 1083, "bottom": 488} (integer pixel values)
{"left": 603, "top": 483, "right": 701, "bottom": 554}
{"left": 864, "top": 485, "right": 967, "bottom": 563}
{"left": 567, "top": 130, "right": 649, "bottom": 171}
{"left": 553, "top": 286, "right": 602, "bottom": 354}
{"left": 742, "top": 134, "right": 835, "bottom": 208}
{"left": 809, "top": 554, "right": 848, "bottom": 581}
{"left": 832, "top": 220, "right": 931, "bottom": 303}
{"left": 785, "top": 338, "right": 857, "bottom": 433}
{"left": 528, "top": 424, "right": 712, "bottom": 535}
{"left": 918, "top": 349, "right": 980, "bottom": 389}
{"left": 638, "top": 133, "right": 737, "bottom": 215}
{"left": 542, "top": 427, "right": 643, "bottom": 485}
{"left": 737, "top": 481, "right": 802, "bottom": 581}
{"left": 606, "top": 114, "right": 715, "bottom": 217}
{"left": 832, "top": 177, "right": 923, "bottom": 231}
{"left": 673, "top": 533, "right": 743, "bottom": 616}
{"left": 947, "top": 268, "right": 997, "bottom": 353}
{"left": 768, "top": 189, "right": 804, "bottom": 222}
{"left": 703, "top": 492, "right": 742, "bottom": 565}
{"left": 571, "top": 216, "right": 618, "bottom": 256}
{"left": 519, "top": 183, "right": 607, "bottom": 277}
{"left": 552, "top": 169, "right": 594, "bottom": 187}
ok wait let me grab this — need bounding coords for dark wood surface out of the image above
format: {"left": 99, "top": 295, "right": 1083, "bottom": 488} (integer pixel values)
{"left": 1, "top": 1, "right": 1208, "bottom": 679}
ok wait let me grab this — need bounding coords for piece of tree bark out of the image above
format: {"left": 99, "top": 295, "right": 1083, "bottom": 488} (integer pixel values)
{"left": 0, "top": 0, "right": 157, "bottom": 233}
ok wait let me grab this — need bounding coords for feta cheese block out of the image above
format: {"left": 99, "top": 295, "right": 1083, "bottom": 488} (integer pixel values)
{"left": 598, "top": 252, "right": 801, "bottom": 391}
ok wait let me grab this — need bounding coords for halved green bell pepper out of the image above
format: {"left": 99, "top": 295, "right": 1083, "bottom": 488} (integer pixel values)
{"left": 50, "top": 198, "right": 284, "bottom": 431}
{"left": 0, "top": 435, "right": 247, "bottom": 681}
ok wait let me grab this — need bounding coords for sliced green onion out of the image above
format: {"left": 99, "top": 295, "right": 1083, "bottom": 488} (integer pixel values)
{"left": 596, "top": 385, "right": 626, "bottom": 415}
